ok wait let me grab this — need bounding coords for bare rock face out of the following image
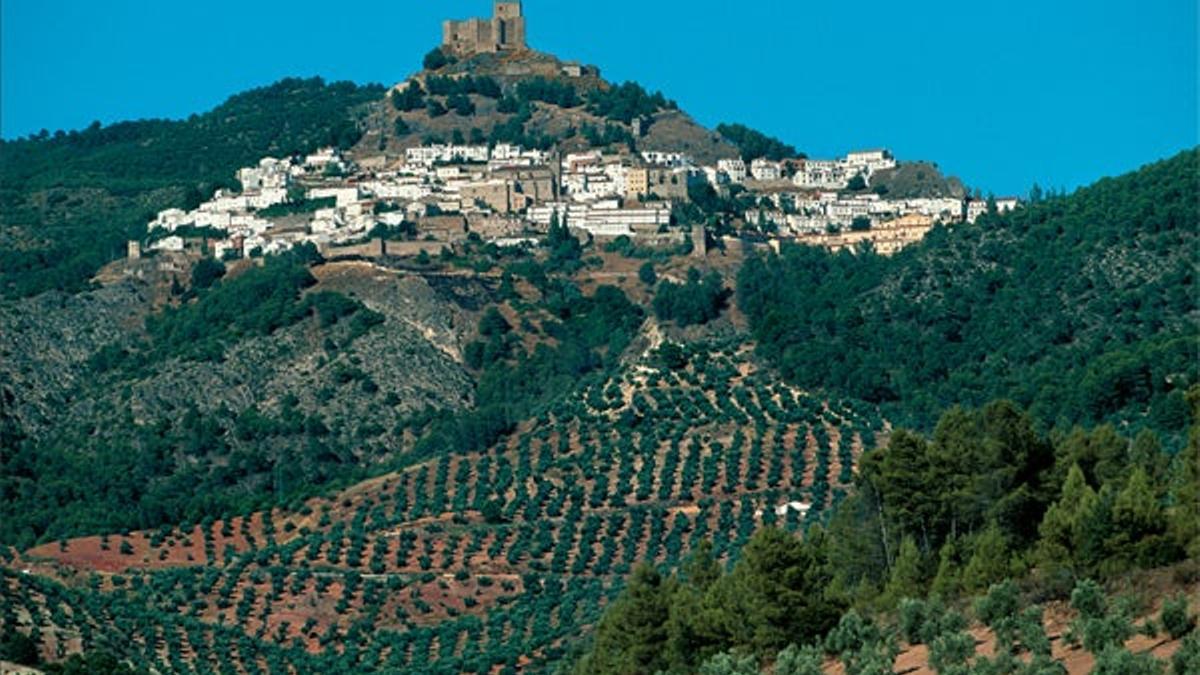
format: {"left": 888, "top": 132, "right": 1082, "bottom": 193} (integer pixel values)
{"left": 0, "top": 281, "right": 151, "bottom": 433}
{"left": 0, "top": 261, "right": 485, "bottom": 464}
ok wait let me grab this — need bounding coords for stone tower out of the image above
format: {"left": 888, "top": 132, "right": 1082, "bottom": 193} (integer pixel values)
{"left": 492, "top": 1, "right": 526, "bottom": 51}
{"left": 443, "top": 1, "right": 527, "bottom": 56}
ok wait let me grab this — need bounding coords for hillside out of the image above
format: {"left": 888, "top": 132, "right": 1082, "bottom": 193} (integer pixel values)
{"left": 0, "top": 258, "right": 480, "bottom": 548}
{"left": 738, "top": 149, "right": 1198, "bottom": 437}
{"left": 4, "top": 340, "right": 886, "bottom": 673}
{"left": 0, "top": 29, "right": 1197, "bottom": 675}
{"left": 353, "top": 48, "right": 740, "bottom": 165}
{"left": 0, "top": 78, "right": 384, "bottom": 299}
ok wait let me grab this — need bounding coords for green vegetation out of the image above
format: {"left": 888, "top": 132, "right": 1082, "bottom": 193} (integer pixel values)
{"left": 0, "top": 77, "right": 383, "bottom": 298}
{"left": 738, "top": 149, "right": 1199, "bottom": 436}
{"left": 0, "top": 68, "right": 1195, "bottom": 675}
{"left": 514, "top": 77, "right": 582, "bottom": 108}
{"left": 575, "top": 393, "right": 1200, "bottom": 673}
{"left": 0, "top": 250, "right": 385, "bottom": 547}
{"left": 653, "top": 268, "right": 728, "bottom": 327}
{"left": 257, "top": 196, "right": 335, "bottom": 218}
{"left": 390, "top": 81, "right": 426, "bottom": 112}
{"left": 137, "top": 248, "right": 379, "bottom": 364}
{"left": 717, "top": 123, "right": 799, "bottom": 162}
{"left": 417, "top": 271, "right": 644, "bottom": 463}
{"left": 424, "top": 74, "right": 502, "bottom": 99}
{"left": 576, "top": 531, "right": 841, "bottom": 673}
{"left": 423, "top": 47, "right": 453, "bottom": 71}
{"left": 586, "top": 81, "right": 675, "bottom": 124}
{"left": 582, "top": 122, "right": 636, "bottom": 149}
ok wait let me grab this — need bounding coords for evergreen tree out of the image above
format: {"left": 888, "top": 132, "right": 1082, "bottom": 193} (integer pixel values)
{"left": 698, "top": 651, "right": 759, "bottom": 675}
{"left": 774, "top": 644, "right": 824, "bottom": 675}
{"left": 579, "top": 564, "right": 675, "bottom": 675}
{"left": 960, "top": 524, "right": 1012, "bottom": 594}
{"left": 706, "top": 528, "right": 843, "bottom": 658}
{"left": 1174, "top": 633, "right": 1200, "bottom": 675}
{"left": 1109, "top": 467, "right": 1171, "bottom": 569}
{"left": 1035, "top": 463, "right": 1097, "bottom": 581}
{"left": 1091, "top": 646, "right": 1165, "bottom": 675}
{"left": 881, "top": 536, "right": 924, "bottom": 608}
{"left": 929, "top": 539, "right": 962, "bottom": 600}
{"left": 1169, "top": 388, "right": 1200, "bottom": 557}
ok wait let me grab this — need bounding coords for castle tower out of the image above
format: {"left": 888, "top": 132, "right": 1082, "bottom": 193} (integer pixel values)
{"left": 492, "top": 1, "right": 526, "bottom": 51}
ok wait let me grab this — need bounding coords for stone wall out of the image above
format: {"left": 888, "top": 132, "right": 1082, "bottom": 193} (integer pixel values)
{"left": 442, "top": 2, "right": 526, "bottom": 56}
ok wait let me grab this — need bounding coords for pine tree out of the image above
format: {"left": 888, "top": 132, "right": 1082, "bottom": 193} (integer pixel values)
{"left": 774, "top": 644, "right": 824, "bottom": 675}
{"left": 881, "top": 536, "right": 924, "bottom": 608}
{"left": 961, "top": 523, "right": 1011, "bottom": 594}
{"left": 1110, "top": 467, "right": 1170, "bottom": 568}
{"left": 579, "top": 564, "right": 675, "bottom": 675}
{"left": 1169, "top": 388, "right": 1200, "bottom": 557}
{"left": 1035, "top": 463, "right": 1097, "bottom": 579}
{"left": 929, "top": 539, "right": 961, "bottom": 600}
{"left": 698, "top": 651, "right": 759, "bottom": 675}
{"left": 708, "top": 528, "right": 843, "bottom": 658}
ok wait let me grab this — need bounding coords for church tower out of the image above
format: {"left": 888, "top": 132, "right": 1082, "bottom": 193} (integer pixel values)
{"left": 492, "top": 1, "right": 527, "bottom": 51}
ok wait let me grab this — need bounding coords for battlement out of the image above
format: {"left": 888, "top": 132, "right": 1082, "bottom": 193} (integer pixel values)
{"left": 443, "top": 1, "right": 527, "bottom": 56}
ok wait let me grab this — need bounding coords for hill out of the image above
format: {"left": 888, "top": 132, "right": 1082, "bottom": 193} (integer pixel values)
{"left": 3, "top": 338, "right": 886, "bottom": 673}
{"left": 0, "top": 256, "right": 479, "bottom": 548}
{"left": 353, "top": 48, "right": 741, "bottom": 165}
{"left": 738, "top": 149, "right": 1198, "bottom": 437}
{"left": 0, "top": 77, "right": 384, "bottom": 299}
{"left": 0, "top": 30, "right": 1196, "bottom": 675}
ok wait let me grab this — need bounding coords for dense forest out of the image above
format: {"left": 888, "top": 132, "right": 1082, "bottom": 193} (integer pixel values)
{"left": 717, "top": 123, "right": 801, "bottom": 162}
{"left": 0, "top": 250, "right": 386, "bottom": 548}
{"left": 737, "top": 149, "right": 1198, "bottom": 437}
{"left": 0, "top": 77, "right": 384, "bottom": 298}
{"left": 573, "top": 393, "right": 1200, "bottom": 674}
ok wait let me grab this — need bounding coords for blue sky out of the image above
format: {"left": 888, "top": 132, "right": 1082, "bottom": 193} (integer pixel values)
{"left": 2, "top": 0, "right": 1195, "bottom": 195}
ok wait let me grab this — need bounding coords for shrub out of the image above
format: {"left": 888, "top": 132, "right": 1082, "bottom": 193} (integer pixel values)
{"left": 638, "top": 262, "right": 657, "bottom": 286}
{"left": 1071, "top": 579, "right": 1107, "bottom": 620}
{"left": 698, "top": 651, "right": 759, "bottom": 675}
{"left": 774, "top": 644, "right": 823, "bottom": 675}
{"left": 928, "top": 631, "right": 975, "bottom": 673}
{"left": 1092, "top": 646, "right": 1166, "bottom": 675}
{"left": 898, "top": 598, "right": 929, "bottom": 644}
{"left": 1162, "top": 594, "right": 1196, "bottom": 640}
{"left": 1174, "top": 633, "right": 1200, "bottom": 675}
{"left": 423, "top": 47, "right": 451, "bottom": 71}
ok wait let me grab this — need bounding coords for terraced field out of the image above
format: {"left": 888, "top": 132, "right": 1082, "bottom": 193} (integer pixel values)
{"left": 3, "top": 343, "right": 886, "bottom": 673}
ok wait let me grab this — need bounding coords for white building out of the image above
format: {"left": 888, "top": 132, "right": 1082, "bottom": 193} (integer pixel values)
{"left": 793, "top": 160, "right": 850, "bottom": 189}
{"left": 563, "top": 151, "right": 602, "bottom": 174}
{"left": 151, "top": 208, "right": 190, "bottom": 232}
{"left": 845, "top": 149, "right": 897, "bottom": 177}
{"left": 248, "top": 188, "right": 289, "bottom": 210}
{"left": 366, "top": 179, "right": 429, "bottom": 201}
{"left": 750, "top": 159, "right": 783, "bottom": 182}
{"left": 194, "top": 211, "right": 233, "bottom": 230}
{"left": 966, "top": 197, "right": 1020, "bottom": 223}
{"left": 310, "top": 208, "right": 343, "bottom": 234}
{"left": 308, "top": 187, "right": 362, "bottom": 208}
{"left": 150, "top": 236, "right": 185, "bottom": 252}
{"left": 529, "top": 201, "right": 670, "bottom": 238}
{"left": 404, "top": 144, "right": 489, "bottom": 167}
{"left": 238, "top": 157, "right": 292, "bottom": 191}
{"left": 201, "top": 191, "right": 251, "bottom": 214}
{"left": 718, "top": 159, "right": 747, "bottom": 183}
{"left": 702, "top": 166, "right": 727, "bottom": 187}
{"left": 641, "top": 151, "right": 690, "bottom": 168}
{"left": 304, "top": 148, "right": 345, "bottom": 172}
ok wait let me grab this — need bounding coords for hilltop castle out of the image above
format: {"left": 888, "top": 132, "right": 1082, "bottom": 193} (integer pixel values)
{"left": 443, "top": 1, "right": 528, "bottom": 56}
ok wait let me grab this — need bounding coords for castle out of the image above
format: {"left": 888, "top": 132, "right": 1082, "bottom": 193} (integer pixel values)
{"left": 442, "top": 1, "right": 527, "bottom": 56}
